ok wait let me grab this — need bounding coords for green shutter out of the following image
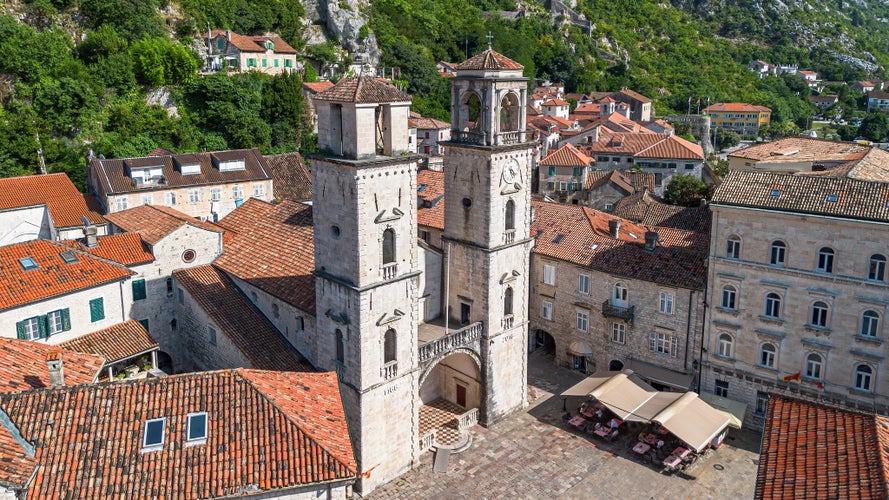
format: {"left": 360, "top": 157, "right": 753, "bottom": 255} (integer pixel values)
{"left": 274, "top": 59, "right": 279, "bottom": 67}
{"left": 15, "top": 321, "right": 26, "bottom": 340}
{"left": 132, "top": 279, "right": 146, "bottom": 301}
{"left": 90, "top": 298, "right": 105, "bottom": 322}
{"left": 548, "top": 166, "right": 556, "bottom": 176}
{"left": 60, "top": 308, "right": 71, "bottom": 331}
{"left": 138, "top": 319, "right": 150, "bottom": 332}
{"left": 38, "top": 316, "right": 48, "bottom": 339}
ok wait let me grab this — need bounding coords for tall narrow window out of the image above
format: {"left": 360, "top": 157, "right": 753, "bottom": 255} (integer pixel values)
{"left": 810, "top": 301, "right": 829, "bottom": 328}
{"left": 869, "top": 254, "right": 886, "bottom": 281}
{"left": 725, "top": 236, "right": 741, "bottom": 259}
{"left": 854, "top": 364, "right": 873, "bottom": 391}
{"left": 861, "top": 310, "right": 880, "bottom": 337}
{"left": 769, "top": 241, "right": 786, "bottom": 266}
{"left": 817, "top": 247, "right": 834, "bottom": 273}
{"left": 335, "top": 329, "right": 345, "bottom": 363}
{"left": 382, "top": 228, "right": 396, "bottom": 264}
{"left": 613, "top": 284, "right": 628, "bottom": 308}
{"left": 805, "top": 353, "right": 823, "bottom": 379}
{"left": 505, "top": 199, "right": 515, "bottom": 230}
{"left": 717, "top": 333, "right": 733, "bottom": 358}
{"left": 764, "top": 293, "right": 781, "bottom": 318}
{"left": 384, "top": 329, "right": 396, "bottom": 364}
{"left": 760, "top": 343, "right": 776, "bottom": 368}
{"left": 721, "top": 285, "right": 737, "bottom": 310}
{"left": 504, "top": 287, "right": 514, "bottom": 316}
{"left": 659, "top": 292, "right": 674, "bottom": 315}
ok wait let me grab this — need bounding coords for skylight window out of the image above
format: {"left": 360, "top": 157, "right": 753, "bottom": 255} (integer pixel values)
{"left": 629, "top": 232, "right": 638, "bottom": 239}
{"left": 417, "top": 184, "right": 428, "bottom": 192}
{"left": 552, "top": 234, "right": 564, "bottom": 243}
{"left": 19, "top": 258, "right": 38, "bottom": 271}
{"left": 826, "top": 194, "right": 838, "bottom": 203}
{"left": 591, "top": 244, "right": 599, "bottom": 251}
{"left": 142, "top": 418, "right": 165, "bottom": 451}
{"left": 769, "top": 189, "right": 781, "bottom": 198}
{"left": 59, "top": 251, "right": 78, "bottom": 264}
{"left": 186, "top": 412, "right": 208, "bottom": 443}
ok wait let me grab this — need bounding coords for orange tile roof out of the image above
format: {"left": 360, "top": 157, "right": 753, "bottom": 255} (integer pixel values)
{"left": 455, "top": 49, "right": 523, "bottom": 70}
{"left": 636, "top": 134, "right": 704, "bottom": 160}
{"left": 264, "top": 152, "right": 312, "bottom": 201}
{"left": 314, "top": 74, "right": 411, "bottom": 103}
{"left": 728, "top": 137, "right": 871, "bottom": 164}
{"left": 703, "top": 102, "right": 771, "bottom": 113}
{"left": 174, "top": 266, "right": 312, "bottom": 371}
{"left": 584, "top": 132, "right": 703, "bottom": 160}
{"left": 104, "top": 205, "right": 225, "bottom": 245}
{"left": 60, "top": 320, "right": 158, "bottom": 364}
{"left": 574, "top": 102, "right": 601, "bottom": 115}
{"left": 0, "top": 338, "right": 103, "bottom": 392}
{"left": 0, "top": 422, "right": 37, "bottom": 490}
{"left": 541, "top": 99, "right": 569, "bottom": 106}
{"left": 614, "top": 89, "right": 652, "bottom": 103}
{"left": 417, "top": 169, "right": 446, "bottom": 230}
{"left": 531, "top": 200, "right": 708, "bottom": 289}
{"left": 411, "top": 116, "right": 451, "bottom": 130}
{"left": 756, "top": 395, "right": 889, "bottom": 499}
{"left": 612, "top": 191, "right": 711, "bottom": 232}
{"left": 63, "top": 232, "right": 154, "bottom": 266}
{"left": 585, "top": 170, "right": 636, "bottom": 193}
{"left": 0, "top": 173, "right": 105, "bottom": 228}
{"left": 210, "top": 29, "right": 297, "bottom": 53}
{"left": 214, "top": 199, "right": 316, "bottom": 314}
{"left": 0, "top": 369, "right": 354, "bottom": 498}
{"left": 0, "top": 239, "right": 133, "bottom": 311}
{"left": 539, "top": 143, "right": 593, "bottom": 167}
{"left": 302, "top": 81, "right": 335, "bottom": 93}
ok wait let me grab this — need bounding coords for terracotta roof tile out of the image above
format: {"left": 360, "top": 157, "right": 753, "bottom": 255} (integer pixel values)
{"left": 755, "top": 395, "right": 889, "bottom": 499}
{"left": 215, "top": 199, "right": 316, "bottom": 314}
{"left": 210, "top": 29, "right": 297, "bottom": 53}
{"left": 455, "top": 49, "right": 523, "bottom": 70}
{"left": 314, "top": 75, "right": 411, "bottom": 103}
{"left": 104, "top": 205, "right": 225, "bottom": 245}
{"left": 411, "top": 116, "right": 451, "bottom": 130}
{"left": 174, "top": 266, "right": 312, "bottom": 371}
{"left": 0, "top": 173, "right": 105, "bottom": 228}
{"left": 62, "top": 232, "right": 154, "bottom": 266}
{"left": 584, "top": 132, "right": 704, "bottom": 160}
{"left": 728, "top": 137, "right": 870, "bottom": 165}
{"left": 614, "top": 89, "right": 652, "bottom": 104}
{"left": 612, "top": 192, "right": 711, "bottom": 232}
{"left": 531, "top": 200, "right": 708, "bottom": 289}
{"left": 0, "top": 369, "right": 354, "bottom": 497}
{"left": 417, "top": 169, "right": 446, "bottom": 230}
{"left": 0, "top": 423, "right": 37, "bottom": 490}
{"left": 703, "top": 102, "right": 771, "bottom": 113}
{"left": 541, "top": 99, "right": 569, "bottom": 106}
{"left": 0, "top": 240, "right": 133, "bottom": 311}
{"left": 0, "top": 338, "right": 103, "bottom": 392}
{"left": 264, "top": 152, "right": 312, "bottom": 201}
{"left": 90, "top": 148, "right": 271, "bottom": 196}
{"left": 712, "top": 170, "right": 889, "bottom": 223}
{"left": 60, "top": 320, "right": 158, "bottom": 364}
{"left": 302, "top": 81, "right": 335, "bottom": 93}
{"left": 539, "top": 143, "right": 593, "bottom": 167}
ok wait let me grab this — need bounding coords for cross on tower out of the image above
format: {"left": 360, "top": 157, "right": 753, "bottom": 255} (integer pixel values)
{"left": 487, "top": 31, "right": 493, "bottom": 50}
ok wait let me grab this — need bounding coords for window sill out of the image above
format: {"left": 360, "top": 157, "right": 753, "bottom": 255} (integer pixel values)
{"left": 854, "top": 335, "right": 883, "bottom": 345}
{"left": 848, "top": 387, "right": 874, "bottom": 396}
{"left": 758, "top": 315, "right": 784, "bottom": 324}
{"left": 804, "top": 325, "right": 831, "bottom": 335}
{"left": 714, "top": 354, "right": 734, "bottom": 361}
{"left": 800, "top": 376, "right": 822, "bottom": 384}
{"left": 755, "top": 364, "right": 778, "bottom": 372}
{"left": 715, "top": 307, "right": 739, "bottom": 315}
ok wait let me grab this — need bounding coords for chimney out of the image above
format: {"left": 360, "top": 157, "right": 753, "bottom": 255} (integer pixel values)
{"left": 608, "top": 219, "right": 621, "bottom": 238}
{"left": 226, "top": 30, "right": 231, "bottom": 41}
{"left": 644, "top": 230, "right": 659, "bottom": 253}
{"left": 83, "top": 225, "right": 98, "bottom": 248}
{"left": 46, "top": 352, "right": 64, "bottom": 387}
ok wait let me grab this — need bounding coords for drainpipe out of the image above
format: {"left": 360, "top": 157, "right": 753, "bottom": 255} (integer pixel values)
{"left": 684, "top": 289, "right": 694, "bottom": 372}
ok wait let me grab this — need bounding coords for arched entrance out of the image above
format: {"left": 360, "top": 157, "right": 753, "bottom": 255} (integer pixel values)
{"left": 156, "top": 351, "right": 174, "bottom": 374}
{"left": 419, "top": 352, "right": 482, "bottom": 449}
{"left": 609, "top": 359, "right": 624, "bottom": 371}
{"left": 533, "top": 329, "right": 556, "bottom": 355}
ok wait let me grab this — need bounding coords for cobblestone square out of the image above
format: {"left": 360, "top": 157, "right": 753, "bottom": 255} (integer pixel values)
{"left": 371, "top": 351, "right": 761, "bottom": 499}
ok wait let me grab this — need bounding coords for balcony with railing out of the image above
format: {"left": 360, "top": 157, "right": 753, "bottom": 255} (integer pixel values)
{"left": 381, "top": 263, "right": 397, "bottom": 280}
{"left": 457, "top": 408, "right": 479, "bottom": 430}
{"left": 601, "top": 300, "right": 634, "bottom": 324}
{"left": 450, "top": 130, "right": 524, "bottom": 146}
{"left": 381, "top": 361, "right": 398, "bottom": 380}
{"left": 501, "top": 315, "right": 514, "bottom": 330}
{"left": 503, "top": 230, "right": 515, "bottom": 244}
{"left": 418, "top": 321, "right": 484, "bottom": 363}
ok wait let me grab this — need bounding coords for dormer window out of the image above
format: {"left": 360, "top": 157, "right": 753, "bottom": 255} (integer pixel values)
{"left": 142, "top": 418, "right": 165, "bottom": 452}
{"left": 19, "top": 257, "right": 38, "bottom": 270}
{"left": 264, "top": 40, "right": 274, "bottom": 51}
{"left": 131, "top": 165, "right": 164, "bottom": 186}
{"left": 59, "top": 251, "right": 78, "bottom": 264}
{"left": 186, "top": 412, "right": 208, "bottom": 444}
{"left": 180, "top": 163, "right": 201, "bottom": 175}
{"left": 218, "top": 159, "right": 245, "bottom": 172}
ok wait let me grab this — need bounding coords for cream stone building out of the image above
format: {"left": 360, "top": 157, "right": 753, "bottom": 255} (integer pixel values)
{"left": 206, "top": 30, "right": 298, "bottom": 74}
{"left": 703, "top": 170, "right": 889, "bottom": 429}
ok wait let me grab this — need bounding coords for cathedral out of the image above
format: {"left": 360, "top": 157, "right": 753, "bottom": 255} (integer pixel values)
{"left": 308, "top": 47, "right": 534, "bottom": 492}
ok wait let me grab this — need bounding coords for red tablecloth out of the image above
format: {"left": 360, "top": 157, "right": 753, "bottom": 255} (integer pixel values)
{"left": 593, "top": 427, "right": 610, "bottom": 438}
{"left": 663, "top": 455, "right": 682, "bottom": 468}
{"left": 568, "top": 415, "right": 586, "bottom": 427}
{"left": 632, "top": 442, "right": 651, "bottom": 454}
{"left": 672, "top": 447, "right": 690, "bottom": 458}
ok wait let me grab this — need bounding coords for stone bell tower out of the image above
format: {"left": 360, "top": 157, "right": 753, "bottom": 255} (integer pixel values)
{"left": 310, "top": 75, "right": 421, "bottom": 493}
{"left": 442, "top": 46, "right": 533, "bottom": 424}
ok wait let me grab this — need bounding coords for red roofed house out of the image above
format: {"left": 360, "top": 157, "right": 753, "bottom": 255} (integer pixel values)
{"left": 410, "top": 112, "right": 451, "bottom": 156}
{"left": 529, "top": 200, "right": 708, "bottom": 389}
{"left": 540, "top": 99, "right": 570, "bottom": 120}
{"left": 303, "top": 80, "right": 335, "bottom": 133}
{"left": 0, "top": 337, "right": 105, "bottom": 392}
{"left": 703, "top": 102, "right": 771, "bottom": 135}
{"left": 537, "top": 143, "right": 594, "bottom": 204}
{"left": 756, "top": 394, "right": 889, "bottom": 499}
{"left": 0, "top": 173, "right": 106, "bottom": 244}
{"left": 206, "top": 29, "right": 298, "bottom": 74}
{"left": 0, "top": 369, "right": 356, "bottom": 499}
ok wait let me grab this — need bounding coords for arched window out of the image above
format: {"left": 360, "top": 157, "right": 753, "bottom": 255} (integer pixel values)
{"left": 769, "top": 241, "right": 786, "bottom": 266}
{"left": 382, "top": 228, "right": 396, "bottom": 264}
{"left": 505, "top": 199, "right": 515, "bottom": 230}
{"left": 717, "top": 334, "right": 734, "bottom": 358}
{"left": 817, "top": 247, "right": 834, "bottom": 273}
{"left": 721, "top": 285, "right": 737, "bottom": 310}
{"left": 384, "top": 329, "right": 396, "bottom": 364}
{"left": 335, "top": 329, "right": 345, "bottom": 364}
{"left": 861, "top": 310, "right": 880, "bottom": 337}
{"left": 504, "top": 287, "right": 514, "bottom": 316}
{"left": 760, "top": 343, "right": 776, "bottom": 368}
{"left": 810, "top": 301, "right": 829, "bottom": 328}
{"left": 725, "top": 236, "right": 741, "bottom": 259}
{"left": 805, "top": 353, "right": 823, "bottom": 379}
{"left": 869, "top": 254, "right": 886, "bottom": 281}
{"left": 854, "top": 364, "right": 873, "bottom": 391}
{"left": 764, "top": 293, "right": 782, "bottom": 318}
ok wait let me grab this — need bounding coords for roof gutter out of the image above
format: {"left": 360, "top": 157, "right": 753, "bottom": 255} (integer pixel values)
{"left": 710, "top": 202, "right": 889, "bottom": 226}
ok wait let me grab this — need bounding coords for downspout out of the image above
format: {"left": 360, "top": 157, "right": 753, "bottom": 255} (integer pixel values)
{"left": 684, "top": 289, "right": 694, "bottom": 371}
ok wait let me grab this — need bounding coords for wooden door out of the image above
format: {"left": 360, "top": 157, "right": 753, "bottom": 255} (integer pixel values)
{"left": 456, "top": 383, "right": 467, "bottom": 408}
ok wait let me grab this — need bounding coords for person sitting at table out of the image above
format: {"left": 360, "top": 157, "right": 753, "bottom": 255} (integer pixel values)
{"left": 609, "top": 430, "right": 619, "bottom": 441}
{"left": 610, "top": 418, "right": 620, "bottom": 429}
{"left": 595, "top": 408, "right": 603, "bottom": 419}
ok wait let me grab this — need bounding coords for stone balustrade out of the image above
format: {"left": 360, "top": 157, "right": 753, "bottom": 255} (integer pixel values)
{"left": 382, "top": 361, "right": 398, "bottom": 380}
{"left": 503, "top": 230, "right": 515, "bottom": 244}
{"left": 381, "top": 262, "right": 397, "bottom": 280}
{"left": 419, "top": 322, "right": 483, "bottom": 363}
{"left": 419, "top": 430, "right": 437, "bottom": 452}
{"left": 457, "top": 408, "right": 479, "bottom": 430}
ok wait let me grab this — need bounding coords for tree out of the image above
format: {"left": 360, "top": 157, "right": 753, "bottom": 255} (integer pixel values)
{"left": 713, "top": 127, "right": 740, "bottom": 150}
{"left": 664, "top": 174, "right": 709, "bottom": 207}
{"left": 131, "top": 37, "right": 201, "bottom": 87}
{"left": 857, "top": 113, "right": 889, "bottom": 142}
{"left": 261, "top": 71, "right": 309, "bottom": 150}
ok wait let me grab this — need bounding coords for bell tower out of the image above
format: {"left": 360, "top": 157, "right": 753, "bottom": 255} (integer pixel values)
{"left": 442, "top": 46, "right": 532, "bottom": 424}
{"left": 310, "top": 75, "right": 421, "bottom": 493}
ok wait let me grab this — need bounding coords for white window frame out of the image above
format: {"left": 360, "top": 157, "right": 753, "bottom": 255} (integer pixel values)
{"left": 869, "top": 255, "right": 886, "bottom": 281}
{"left": 46, "top": 310, "right": 63, "bottom": 335}
{"left": 186, "top": 412, "right": 208, "bottom": 443}
{"left": 188, "top": 189, "right": 200, "bottom": 204}
{"left": 23, "top": 317, "right": 40, "bottom": 340}
{"left": 659, "top": 291, "right": 674, "bottom": 315}
{"left": 721, "top": 285, "right": 737, "bottom": 310}
{"left": 142, "top": 418, "right": 166, "bottom": 451}
{"left": 164, "top": 192, "right": 176, "bottom": 206}
{"left": 576, "top": 311, "right": 589, "bottom": 332}
{"left": 725, "top": 236, "right": 740, "bottom": 259}
{"left": 543, "top": 264, "right": 556, "bottom": 285}
{"left": 805, "top": 353, "right": 823, "bottom": 380}
{"left": 141, "top": 193, "right": 153, "bottom": 206}
{"left": 649, "top": 331, "right": 678, "bottom": 357}
{"left": 115, "top": 197, "right": 128, "bottom": 212}
{"left": 613, "top": 284, "right": 628, "bottom": 308}
{"left": 578, "top": 274, "right": 590, "bottom": 295}
{"left": 816, "top": 247, "right": 834, "bottom": 273}
{"left": 610, "top": 322, "right": 625, "bottom": 344}
{"left": 760, "top": 343, "right": 776, "bottom": 368}
{"left": 810, "top": 301, "right": 829, "bottom": 328}
{"left": 764, "top": 293, "right": 781, "bottom": 319}
{"left": 541, "top": 300, "right": 553, "bottom": 320}
{"left": 232, "top": 185, "right": 244, "bottom": 199}
{"left": 210, "top": 188, "right": 222, "bottom": 202}
{"left": 769, "top": 241, "right": 786, "bottom": 266}
{"left": 253, "top": 183, "right": 264, "bottom": 197}
{"left": 861, "top": 310, "right": 880, "bottom": 338}
{"left": 717, "top": 333, "right": 733, "bottom": 358}
{"left": 854, "top": 364, "right": 873, "bottom": 391}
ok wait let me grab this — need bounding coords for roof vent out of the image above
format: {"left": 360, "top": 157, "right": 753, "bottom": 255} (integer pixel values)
{"left": 46, "top": 352, "right": 64, "bottom": 387}
{"left": 644, "top": 231, "right": 659, "bottom": 253}
{"left": 608, "top": 219, "right": 621, "bottom": 238}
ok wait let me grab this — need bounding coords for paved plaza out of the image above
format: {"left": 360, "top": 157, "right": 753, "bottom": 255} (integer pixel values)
{"left": 371, "top": 350, "right": 761, "bottom": 499}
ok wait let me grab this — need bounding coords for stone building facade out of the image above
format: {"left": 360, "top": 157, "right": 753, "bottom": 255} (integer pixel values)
{"left": 703, "top": 170, "right": 889, "bottom": 429}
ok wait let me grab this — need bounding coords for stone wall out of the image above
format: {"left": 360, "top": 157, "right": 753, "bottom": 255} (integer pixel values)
{"left": 173, "top": 283, "right": 252, "bottom": 372}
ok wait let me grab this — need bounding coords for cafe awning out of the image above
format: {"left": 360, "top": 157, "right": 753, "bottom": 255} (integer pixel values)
{"left": 567, "top": 340, "right": 593, "bottom": 356}
{"left": 560, "top": 372, "right": 614, "bottom": 397}
{"left": 625, "top": 359, "right": 693, "bottom": 390}
{"left": 699, "top": 392, "right": 747, "bottom": 429}
{"left": 654, "top": 393, "right": 731, "bottom": 452}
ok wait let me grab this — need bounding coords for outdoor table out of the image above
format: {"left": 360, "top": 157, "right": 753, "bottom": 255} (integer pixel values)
{"left": 593, "top": 426, "right": 610, "bottom": 438}
{"left": 672, "top": 447, "right": 691, "bottom": 459}
{"left": 643, "top": 433, "right": 658, "bottom": 445}
{"left": 663, "top": 455, "right": 682, "bottom": 468}
{"left": 580, "top": 407, "right": 597, "bottom": 419}
{"left": 632, "top": 442, "right": 651, "bottom": 454}
{"left": 568, "top": 415, "right": 586, "bottom": 428}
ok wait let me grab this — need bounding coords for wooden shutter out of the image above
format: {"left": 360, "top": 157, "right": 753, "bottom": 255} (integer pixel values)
{"left": 15, "top": 321, "right": 26, "bottom": 340}
{"left": 133, "top": 279, "right": 146, "bottom": 300}
{"left": 38, "top": 316, "right": 48, "bottom": 339}
{"left": 90, "top": 298, "right": 105, "bottom": 322}
{"left": 61, "top": 309, "right": 71, "bottom": 331}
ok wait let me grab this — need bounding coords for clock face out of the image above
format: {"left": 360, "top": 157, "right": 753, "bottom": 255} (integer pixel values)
{"left": 502, "top": 159, "right": 520, "bottom": 184}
